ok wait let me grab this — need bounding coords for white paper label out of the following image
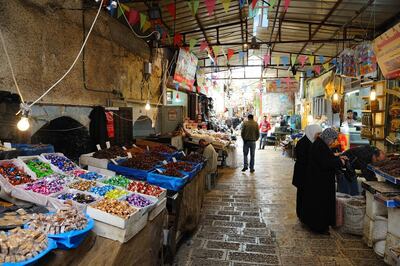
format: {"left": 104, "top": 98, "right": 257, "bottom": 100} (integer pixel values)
{"left": 181, "top": 151, "right": 186, "bottom": 157}
{"left": 156, "top": 168, "right": 163, "bottom": 173}
{"left": 132, "top": 144, "right": 137, "bottom": 148}
{"left": 111, "top": 159, "right": 118, "bottom": 165}
{"left": 127, "top": 152, "right": 132, "bottom": 158}
{"left": 147, "top": 146, "right": 150, "bottom": 151}
{"left": 162, "top": 160, "right": 168, "bottom": 165}
{"left": 3, "top": 142, "right": 11, "bottom": 149}
{"left": 122, "top": 146, "right": 127, "bottom": 150}
{"left": 96, "top": 144, "right": 101, "bottom": 150}
{"left": 106, "top": 141, "right": 111, "bottom": 148}
{"left": 172, "top": 157, "right": 177, "bottom": 163}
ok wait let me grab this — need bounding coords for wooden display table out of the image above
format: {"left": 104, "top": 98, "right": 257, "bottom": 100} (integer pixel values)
{"left": 39, "top": 210, "right": 166, "bottom": 266}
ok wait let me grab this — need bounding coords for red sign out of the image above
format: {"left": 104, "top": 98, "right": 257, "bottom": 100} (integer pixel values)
{"left": 105, "top": 111, "right": 115, "bottom": 138}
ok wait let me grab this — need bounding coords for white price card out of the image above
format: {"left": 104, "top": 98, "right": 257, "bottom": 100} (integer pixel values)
{"left": 122, "top": 146, "right": 127, "bottom": 150}
{"left": 162, "top": 160, "right": 168, "bottom": 165}
{"left": 111, "top": 159, "right": 118, "bottom": 165}
{"left": 147, "top": 146, "right": 150, "bottom": 151}
{"left": 106, "top": 141, "right": 111, "bottom": 148}
{"left": 3, "top": 142, "right": 11, "bottom": 149}
{"left": 156, "top": 168, "right": 163, "bottom": 174}
{"left": 181, "top": 151, "right": 186, "bottom": 157}
{"left": 172, "top": 157, "right": 177, "bottom": 163}
{"left": 96, "top": 144, "right": 101, "bottom": 151}
{"left": 132, "top": 144, "right": 137, "bottom": 148}
{"left": 127, "top": 152, "right": 132, "bottom": 158}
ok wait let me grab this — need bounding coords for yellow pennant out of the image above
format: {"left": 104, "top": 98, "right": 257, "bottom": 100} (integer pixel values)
{"left": 222, "top": 0, "right": 231, "bottom": 12}
{"left": 213, "top": 46, "right": 220, "bottom": 57}
{"left": 323, "top": 63, "right": 330, "bottom": 70}
{"left": 143, "top": 21, "right": 151, "bottom": 32}
{"left": 295, "top": 73, "right": 300, "bottom": 82}
{"left": 309, "top": 55, "right": 315, "bottom": 66}
{"left": 275, "top": 56, "right": 280, "bottom": 66}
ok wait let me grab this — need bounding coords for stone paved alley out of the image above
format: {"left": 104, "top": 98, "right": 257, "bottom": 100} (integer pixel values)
{"left": 174, "top": 147, "right": 385, "bottom": 266}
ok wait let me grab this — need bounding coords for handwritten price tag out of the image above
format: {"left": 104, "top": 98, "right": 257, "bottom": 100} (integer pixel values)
{"left": 96, "top": 144, "right": 101, "bottom": 151}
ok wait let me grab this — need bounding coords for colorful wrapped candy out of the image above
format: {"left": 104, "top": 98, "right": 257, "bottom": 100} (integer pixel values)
{"left": 126, "top": 181, "right": 163, "bottom": 197}
{"left": 102, "top": 175, "right": 131, "bottom": 188}
{"left": 0, "top": 163, "right": 34, "bottom": 185}
{"left": 89, "top": 185, "right": 115, "bottom": 196}
{"left": 92, "top": 198, "right": 135, "bottom": 219}
{"left": 25, "top": 159, "right": 54, "bottom": 178}
{"left": 126, "top": 193, "right": 154, "bottom": 208}
{"left": 44, "top": 154, "right": 77, "bottom": 172}
{"left": 24, "top": 179, "right": 64, "bottom": 195}
{"left": 104, "top": 189, "right": 128, "bottom": 199}
{"left": 68, "top": 180, "right": 96, "bottom": 191}
{"left": 79, "top": 171, "right": 104, "bottom": 181}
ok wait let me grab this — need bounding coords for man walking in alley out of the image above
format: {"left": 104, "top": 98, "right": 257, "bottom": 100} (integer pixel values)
{"left": 241, "top": 114, "right": 260, "bottom": 173}
{"left": 259, "top": 115, "right": 271, "bottom": 149}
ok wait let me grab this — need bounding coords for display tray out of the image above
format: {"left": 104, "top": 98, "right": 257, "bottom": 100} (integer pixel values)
{"left": 374, "top": 193, "right": 400, "bottom": 208}
{"left": 86, "top": 203, "right": 142, "bottom": 229}
{"left": 107, "top": 159, "right": 154, "bottom": 180}
{"left": 123, "top": 193, "right": 158, "bottom": 216}
{"left": 361, "top": 181, "right": 400, "bottom": 195}
{"left": 79, "top": 152, "right": 127, "bottom": 170}
{"left": 41, "top": 153, "right": 79, "bottom": 172}
{"left": 18, "top": 155, "right": 64, "bottom": 178}
{"left": 367, "top": 165, "right": 400, "bottom": 185}
{"left": 0, "top": 159, "right": 37, "bottom": 194}
{"left": 147, "top": 170, "right": 189, "bottom": 191}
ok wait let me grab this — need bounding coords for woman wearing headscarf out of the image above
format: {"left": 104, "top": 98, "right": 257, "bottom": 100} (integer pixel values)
{"left": 292, "top": 124, "right": 322, "bottom": 222}
{"left": 303, "top": 128, "right": 347, "bottom": 234}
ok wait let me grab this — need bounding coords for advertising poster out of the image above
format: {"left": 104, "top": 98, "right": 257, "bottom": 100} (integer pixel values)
{"left": 173, "top": 48, "right": 198, "bottom": 90}
{"left": 373, "top": 22, "right": 400, "bottom": 79}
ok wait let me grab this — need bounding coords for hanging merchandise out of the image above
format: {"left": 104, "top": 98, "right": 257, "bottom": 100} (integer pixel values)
{"left": 337, "top": 48, "right": 357, "bottom": 77}
{"left": 354, "top": 42, "right": 377, "bottom": 77}
{"left": 105, "top": 111, "right": 115, "bottom": 138}
{"left": 167, "top": 3, "right": 176, "bottom": 19}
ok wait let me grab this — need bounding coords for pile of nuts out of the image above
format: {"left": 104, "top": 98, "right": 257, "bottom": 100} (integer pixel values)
{"left": 165, "top": 161, "right": 194, "bottom": 172}
{"left": 161, "top": 168, "right": 184, "bottom": 178}
{"left": 91, "top": 198, "right": 136, "bottom": 219}
{"left": 28, "top": 207, "right": 88, "bottom": 234}
{"left": 0, "top": 228, "right": 48, "bottom": 263}
{"left": 68, "top": 180, "right": 96, "bottom": 191}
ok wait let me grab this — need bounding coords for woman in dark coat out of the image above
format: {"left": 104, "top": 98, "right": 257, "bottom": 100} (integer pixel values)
{"left": 293, "top": 124, "right": 322, "bottom": 222}
{"left": 303, "top": 128, "right": 346, "bottom": 234}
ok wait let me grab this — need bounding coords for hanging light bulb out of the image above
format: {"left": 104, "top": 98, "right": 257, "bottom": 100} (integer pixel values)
{"left": 332, "top": 91, "right": 339, "bottom": 102}
{"left": 17, "top": 116, "right": 30, "bottom": 131}
{"left": 145, "top": 100, "right": 151, "bottom": 111}
{"left": 370, "top": 88, "right": 376, "bottom": 101}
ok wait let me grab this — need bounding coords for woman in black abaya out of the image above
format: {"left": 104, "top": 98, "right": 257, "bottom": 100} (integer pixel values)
{"left": 292, "top": 124, "right": 322, "bottom": 222}
{"left": 303, "top": 128, "right": 346, "bottom": 234}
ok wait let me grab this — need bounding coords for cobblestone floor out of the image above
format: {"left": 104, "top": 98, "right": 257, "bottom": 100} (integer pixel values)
{"left": 174, "top": 147, "right": 385, "bottom": 266}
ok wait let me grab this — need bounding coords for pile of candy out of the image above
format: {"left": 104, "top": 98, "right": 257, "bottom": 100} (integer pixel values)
{"left": 47, "top": 173, "right": 75, "bottom": 183}
{"left": 28, "top": 207, "right": 88, "bottom": 234}
{"left": 0, "top": 163, "right": 34, "bottom": 185}
{"left": 105, "top": 189, "right": 128, "bottom": 199}
{"left": 92, "top": 198, "right": 136, "bottom": 219}
{"left": 93, "top": 146, "right": 127, "bottom": 159}
{"left": 68, "top": 180, "right": 96, "bottom": 191}
{"left": 127, "top": 181, "right": 164, "bottom": 197}
{"left": 126, "top": 194, "right": 154, "bottom": 208}
{"left": 0, "top": 228, "right": 47, "bottom": 263}
{"left": 44, "top": 154, "right": 77, "bottom": 172}
{"left": 69, "top": 169, "right": 87, "bottom": 177}
{"left": 89, "top": 185, "right": 115, "bottom": 196}
{"left": 24, "top": 179, "right": 64, "bottom": 195}
{"left": 25, "top": 159, "right": 54, "bottom": 178}
{"left": 164, "top": 161, "right": 194, "bottom": 172}
{"left": 102, "top": 175, "right": 131, "bottom": 188}
{"left": 161, "top": 168, "right": 184, "bottom": 178}
{"left": 57, "top": 192, "right": 97, "bottom": 204}
{"left": 79, "top": 171, "right": 104, "bottom": 181}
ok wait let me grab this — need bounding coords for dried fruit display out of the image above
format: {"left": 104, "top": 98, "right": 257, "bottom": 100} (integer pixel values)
{"left": 180, "top": 153, "right": 204, "bottom": 163}
{"left": 120, "top": 154, "right": 160, "bottom": 170}
{"left": 161, "top": 168, "right": 184, "bottom": 178}
{"left": 165, "top": 161, "right": 194, "bottom": 172}
{"left": 93, "top": 146, "right": 127, "bottom": 159}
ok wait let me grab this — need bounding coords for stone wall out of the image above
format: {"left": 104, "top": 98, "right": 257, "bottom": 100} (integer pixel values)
{"left": 0, "top": 0, "right": 166, "bottom": 107}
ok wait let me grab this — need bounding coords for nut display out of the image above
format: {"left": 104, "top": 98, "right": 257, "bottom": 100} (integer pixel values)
{"left": 0, "top": 228, "right": 48, "bottom": 263}
{"left": 25, "top": 159, "right": 54, "bottom": 178}
{"left": 161, "top": 168, "right": 184, "bottom": 178}
{"left": 57, "top": 192, "right": 97, "bottom": 204}
{"left": 102, "top": 175, "right": 131, "bottom": 188}
{"left": 44, "top": 154, "right": 77, "bottom": 172}
{"left": 89, "top": 185, "right": 115, "bottom": 196}
{"left": 68, "top": 180, "right": 96, "bottom": 191}
{"left": 149, "top": 145, "right": 176, "bottom": 154}
{"left": 0, "top": 163, "right": 34, "bottom": 185}
{"left": 93, "top": 146, "right": 127, "bottom": 159}
{"left": 126, "top": 193, "right": 154, "bottom": 208}
{"left": 104, "top": 189, "right": 128, "bottom": 199}
{"left": 24, "top": 179, "right": 64, "bottom": 195}
{"left": 91, "top": 198, "right": 136, "bottom": 219}
{"left": 79, "top": 171, "right": 104, "bottom": 181}
{"left": 127, "top": 181, "right": 164, "bottom": 197}
{"left": 28, "top": 207, "right": 88, "bottom": 234}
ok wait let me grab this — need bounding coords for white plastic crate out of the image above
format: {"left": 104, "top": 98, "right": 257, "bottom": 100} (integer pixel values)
{"left": 388, "top": 208, "right": 400, "bottom": 238}
{"left": 149, "top": 197, "right": 167, "bottom": 221}
{"left": 366, "top": 191, "right": 388, "bottom": 219}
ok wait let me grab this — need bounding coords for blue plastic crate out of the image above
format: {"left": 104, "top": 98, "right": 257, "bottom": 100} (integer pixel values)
{"left": 107, "top": 159, "right": 155, "bottom": 180}
{"left": 3, "top": 238, "right": 57, "bottom": 266}
{"left": 147, "top": 170, "right": 188, "bottom": 191}
{"left": 12, "top": 144, "right": 55, "bottom": 156}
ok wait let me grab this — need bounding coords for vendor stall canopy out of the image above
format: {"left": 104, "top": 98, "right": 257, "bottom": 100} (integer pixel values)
{"left": 105, "top": 0, "right": 400, "bottom": 77}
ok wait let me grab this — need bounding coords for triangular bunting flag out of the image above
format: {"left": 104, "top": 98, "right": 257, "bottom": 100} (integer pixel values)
{"left": 332, "top": 58, "right": 337, "bottom": 66}
{"left": 269, "top": 0, "right": 276, "bottom": 8}
{"left": 275, "top": 56, "right": 280, "bottom": 66}
{"left": 140, "top": 13, "right": 147, "bottom": 29}
{"left": 174, "top": 33, "right": 183, "bottom": 47}
{"left": 227, "top": 48, "right": 234, "bottom": 61}
{"left": 276, "top": 79, "right": 281, "bottom": 87}
{"left": 309, "top": 55, "right": 315, "bottom": 66}
{"left": 117, "top": 6, "right": 124, "bottom": 18}
{"left": 128, "top": 9, "right": 139, "bottom": 25}
{"left": 121, "top": 3, "right": 130, "bottom": 12}
{"left": 239, "top": 0, "right": 246, "bottom": 9}
{"left": 200, "top": 41, "right": 208, "bottom": 51}
{"left": 189, "top": 38, "right": 198, "bottom": 51}
{"left": 323, "top": 63, "right": 330, "bottom": 70}
{"left": 193, "top": 0, "right": 200, "bottom": 14}
{"left": 167, "top": 3, "right": 176, "bottom": 19}
{"left": 264, "top": 53, "right": 271, "bottom": 66}
{"left": 213, "top": 46, "right": 220, "bottom": 57}
{"left": 291, "top": 54, "right": 297, "bottom": 65}
{"left": 319, "top": 55, "right": 325, "bottom": 64}
{"left": 143, "top": 21, "right": 151, "bottom": 32}
{"left": 281, "top": 56, "right": 289, "bottom": 66}
{"left": 239, "top": 51, "right": 245, "bottom": 61}
{"left": 306, "top": 68, "right": 313, "bottom": 77}
{"left": 252, "top": 0, "right": 258, "bottom": 9}
{"left": 298, "top": 55, "right": 308, "bottom": 67}
{"left": 284, "top": 0, "right": 291, "bottom": 12}
{"left": 222, "top": 0, "right": 231, "bottom": 13}
{"left": 314, "top": 65, "right": 321, "bottom": 75}
{"left": 295, "top": 73, "right": 300, "bottom": 82}
{"left": 284, "top": 77, "right": 291, "bottom": 88}
{"left": 204, "top": 0, "right": 217, "bottom": 16}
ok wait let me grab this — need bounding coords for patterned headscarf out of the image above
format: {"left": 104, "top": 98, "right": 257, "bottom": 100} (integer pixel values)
{"left": 320, "top": 128, "right": 338, "bottom": 145}
{"left": 305, "top": 124, "right": 322, "bottom": 143}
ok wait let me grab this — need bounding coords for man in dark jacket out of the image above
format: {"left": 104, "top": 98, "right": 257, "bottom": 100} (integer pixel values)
{"left": 241, "top": 114, "right": 259, "bottom": 173}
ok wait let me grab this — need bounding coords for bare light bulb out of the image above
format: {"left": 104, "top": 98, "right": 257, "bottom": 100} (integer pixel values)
{"left": 145, "top": 100, "right": 151, "bottom": 111}
{"left": 370, "top": 88, "right": 376, "bottom": 101}
{"left": 17, "top": 117, "right": 30, "bottom": 131}
{"left": 332, "top": 92, "right": 339, "bottom": 102}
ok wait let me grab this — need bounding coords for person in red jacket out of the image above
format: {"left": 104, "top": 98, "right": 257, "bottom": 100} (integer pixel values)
{"left": 259, "top": 116, "right": 271, "bottom": 149}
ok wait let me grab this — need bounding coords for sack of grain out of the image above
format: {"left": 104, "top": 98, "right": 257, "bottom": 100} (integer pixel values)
{"left": 336, "top": 193, "right": 352, "bottom": 227}
{"left": 343, "top": 198, "right": 366, "bottom": 235}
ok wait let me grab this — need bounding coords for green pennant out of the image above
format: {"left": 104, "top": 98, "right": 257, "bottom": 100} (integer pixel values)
{"left": 269, "top": 0, "right": 276, "bottom": 8}
{"left": 117, "top": 7, "right": 124, "bottom": 18}
{"left": 140, "top": 13, "right": 147, "bottom": 29}
{"left": 189, "top": 38, "right": 198, "bottom": 51}
{"left": 188, "top": 0, "right": 199, "bottom": 15}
